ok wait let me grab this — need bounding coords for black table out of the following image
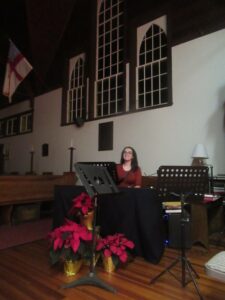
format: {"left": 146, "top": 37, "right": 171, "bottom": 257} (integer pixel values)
{"left": 53, "top": 185, "right": 165, "bottom": 264}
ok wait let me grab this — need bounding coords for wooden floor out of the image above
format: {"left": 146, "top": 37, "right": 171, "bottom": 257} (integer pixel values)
{"left": 0, "top": 240, "right": 224, "bottom": 300}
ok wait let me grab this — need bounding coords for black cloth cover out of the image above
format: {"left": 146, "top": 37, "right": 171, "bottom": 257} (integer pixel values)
{"left": 53, "top": 185, "right": 164, "bottom": 264}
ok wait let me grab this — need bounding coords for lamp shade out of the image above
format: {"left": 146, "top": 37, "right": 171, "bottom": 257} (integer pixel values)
{"left": 191, "top": 144, "right": 209, "bottom": 158}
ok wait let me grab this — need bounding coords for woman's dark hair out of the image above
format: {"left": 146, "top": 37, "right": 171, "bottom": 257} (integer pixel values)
{"left": 120, "top": 146, "right": 139, "bottom": 171}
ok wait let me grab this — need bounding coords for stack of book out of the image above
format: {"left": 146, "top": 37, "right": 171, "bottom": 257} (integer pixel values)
{"left": 202, "top": 194, "right": 221, "bottom": 204}
{"left": 163, "top": 201, "right": 181, "bottom": 213}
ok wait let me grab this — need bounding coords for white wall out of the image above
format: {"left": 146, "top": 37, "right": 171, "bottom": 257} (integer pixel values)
{"left": 1, "top": 29, "right": 225, "bottom": 176}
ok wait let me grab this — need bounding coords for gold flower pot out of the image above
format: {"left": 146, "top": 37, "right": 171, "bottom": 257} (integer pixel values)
{"left": 102, "top": 256, "right": 116, "bottom": 273}
{"left": 80, "top": 210, "right": 94, "bottom": 230}
{"left": 64, "top": 259, "right": 83, "bottom": 276}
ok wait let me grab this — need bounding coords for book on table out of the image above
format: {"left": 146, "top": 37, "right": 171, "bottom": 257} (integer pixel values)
{"left": 163, "top": 201, "right": 181, "bottom": 213}
{"left": 202, "top": 194, "right": 221, "bottom": 204}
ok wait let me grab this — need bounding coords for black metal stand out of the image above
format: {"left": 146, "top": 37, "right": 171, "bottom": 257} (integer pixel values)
{"left": 30, "top": 150, "right": 34, "bottom": 174}
{"left": 150, "top": 194, "right": 204, "bottom": 300}
{"left": 208, "top": 164, "right": 214, "bottom": 194}
{"left": 62, "top": 163, "right": 119, "bottom": 293}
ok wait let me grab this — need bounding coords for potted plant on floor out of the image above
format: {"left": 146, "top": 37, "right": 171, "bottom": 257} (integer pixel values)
{"left": 48, "top": 219, "right": 92, "bottom": 276}
{"left": 96, "top": 233, "right": 135, "bottom": 272}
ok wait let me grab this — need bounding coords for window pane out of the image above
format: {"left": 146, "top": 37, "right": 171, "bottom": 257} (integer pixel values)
{"left": 153, "top": 76, "right": 159, "bottom": 90}
{"left": 146, "top": 38, "right": 152, "bottom": 51}
{"left": 153, "top": 90, "right": 159, "bottom": 105}
{"left": 153, "top": 48, "right": 160, "bottom": 60}
{"left": 146, "top": 51, "right": 152, "bottom": 63}
{"left": 117, "top": 86, "right": 123, "bottom": 99}
{"left": 139, "top": 54, "right": 145, "bottom": 65}
{"left": 139, "top": 94, "right": 144, "bottom": 108}
{"left": 153, "top": 24, "right": 159, "bottom": 35}
{"left": 145, "top": 65, "right": 151, "bottom": 78}
{"left": 160, "top": 60, "right": 167, "bottom": 74}
{"left": 117, "top": 99, "right": 123, "bottom": 112}
{"left": 161, "top": 33, "right": 167, "bottom": 45}
{"left": 146, "top": 78, "right": 151, "bottom": 92}
{"left": 138, "top": 68, "right": 144, "bottom": 80}
{"left": 110, "top": 101, "right": 116, "bottom": 114}
{"left": 161, "top": 45, "right": 167, "bottom": 58}
{"left": 111, "top": 64, "right": 117, "bottom": 74}
{"left": 103, "top": 103, "right": 108, "bottom": 115}
{"left": 161, "top": 88, "right": 168, "bottom": 103}
{"left": 160, "top": 74, "right": 167, "bottom": 88}
{"left": 112, "top": 29, "right": 117, "bottom": 40}
{"left": 139, "top": 81, "right": 144, "bottom": 94}
{"left": 104, "top": 67, "right": 110, "bottom": 77}
{"left": 103, "top": 90, "right": 109, "bottom": 102}
{"left": 140, "top": 42, "right": 145, "bottom": 54}
{"left": 110, "top": 88, "right": 116, "bottom": 100}
{"left": 97, "top": 93, "right": 102, "bottom": 104}
{"left": 153, "top": 62, "right": 159, "bottom": 75}
{"left": 146, "top": 92, "right": 152, "bottom": 107}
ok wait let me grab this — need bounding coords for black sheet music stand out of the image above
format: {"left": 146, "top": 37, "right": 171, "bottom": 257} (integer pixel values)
{"left": 150, "top": 166, "right": 209, "bottom": 300}
{"left": 78, "top": 161, "right": 118, "bottom": 184}
{"left": 62, "top": 163, "right": 119, "bottom": 293}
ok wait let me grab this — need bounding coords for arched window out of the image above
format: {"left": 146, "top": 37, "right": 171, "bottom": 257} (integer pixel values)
{"left": 137, "top": 16, "right": 169, "bottom": 109}
{"left": 67, "top": 54, "right": 87, "bottom": 123}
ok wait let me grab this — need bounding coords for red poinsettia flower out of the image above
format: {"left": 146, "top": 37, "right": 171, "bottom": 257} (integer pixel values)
{"left": 96, "top": 233, "right": 135, "bottom": 265}
{"left": 48, "top": 219, "right": 92, "bottom": 265}
{"left": 69, "top": 192, "right": 94, "bottom": 216}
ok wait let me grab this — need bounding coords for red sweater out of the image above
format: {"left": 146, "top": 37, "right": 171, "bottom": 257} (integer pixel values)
{"left": 116, "top": 164, "right": 142, "bottom": 188}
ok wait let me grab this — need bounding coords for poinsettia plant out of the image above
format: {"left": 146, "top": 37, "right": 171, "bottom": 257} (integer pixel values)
{"left": 69, "top": 192, "right": 94, "bottom": 217}
{"left": 96, "top": 233, "right": 135, "bottom": 267}
{"left": 48, "top": 219, "right": 92, "bottom": 265}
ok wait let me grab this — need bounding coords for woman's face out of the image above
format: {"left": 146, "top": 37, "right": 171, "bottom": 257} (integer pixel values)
{"left": 123, "top": 147, "right": 133, "bottom": 161}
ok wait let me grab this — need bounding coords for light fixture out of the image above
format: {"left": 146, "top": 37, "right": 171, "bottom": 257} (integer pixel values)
{"left": 191, "top": 143, "right": 209, "bottom": 166}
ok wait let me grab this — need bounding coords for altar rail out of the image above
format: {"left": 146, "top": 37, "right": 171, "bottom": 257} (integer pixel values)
{"left": 0, "top": 172, "right": 76, "bottom": 224}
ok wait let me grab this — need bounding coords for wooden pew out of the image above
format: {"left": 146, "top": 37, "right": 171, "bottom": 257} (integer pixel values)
{"left": 0, "top": 172, "right": 76, "bottom": 224}
{"left": 141, "top": 176, "right": 157, "bottom": 188}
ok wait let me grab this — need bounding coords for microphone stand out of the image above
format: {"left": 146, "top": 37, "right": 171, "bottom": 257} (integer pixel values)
{"left": 208, "top": 164, "right": 214, "bottom": 194}
{"left": 150, "top": 194, "right": 204, "bottom": 300}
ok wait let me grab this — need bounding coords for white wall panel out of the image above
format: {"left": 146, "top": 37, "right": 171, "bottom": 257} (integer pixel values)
{"left": 1, "top": 29, "right": 225, "bottom": 176}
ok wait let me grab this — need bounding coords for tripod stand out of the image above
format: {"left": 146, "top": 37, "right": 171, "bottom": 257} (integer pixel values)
{"left": 150, "top": 193, "right": 204, "bottom": 300}
{"left": 62, "top": 163, "right": 119, "bottom": 293}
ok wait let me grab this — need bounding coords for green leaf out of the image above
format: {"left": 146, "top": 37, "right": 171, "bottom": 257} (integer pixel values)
{"left": 49, "top": 249, "right": 61, "bottom": 265}
{"left": 112, "top": 255, "right": 119, "bottom": 267}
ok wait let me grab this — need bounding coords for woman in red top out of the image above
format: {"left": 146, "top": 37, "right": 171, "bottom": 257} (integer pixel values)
{"left": 116, "top": 146, "right": 142, "bottom": 188}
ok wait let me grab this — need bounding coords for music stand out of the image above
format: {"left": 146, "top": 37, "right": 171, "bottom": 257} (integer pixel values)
{"left": 150, "top": 166, "right": 209, "bottom": 300}
{"left": 62, "top": 163, "right": 119, "bottom": 293}
{"left": 78, "top": 161, "right": 118, "bottom": 185}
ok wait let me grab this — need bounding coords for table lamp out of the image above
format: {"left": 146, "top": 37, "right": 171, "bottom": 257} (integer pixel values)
{"left": 191, "top": 143, "right": 208, "bottom": 166}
